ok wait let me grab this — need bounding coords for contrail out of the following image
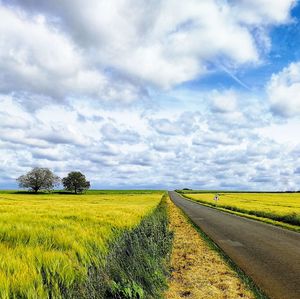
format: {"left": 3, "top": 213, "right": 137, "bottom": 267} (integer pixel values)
{"left": 219, "top": 65, "right": 252, "bottom": 91}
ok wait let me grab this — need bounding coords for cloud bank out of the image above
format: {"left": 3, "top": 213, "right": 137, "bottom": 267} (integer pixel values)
{"left": 0, "top": 0, "right": 300, "bottom": 190}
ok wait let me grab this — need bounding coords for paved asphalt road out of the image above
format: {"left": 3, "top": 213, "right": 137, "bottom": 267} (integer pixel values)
{"left": 169, "top": 191, "right": 300, "bottom": 299}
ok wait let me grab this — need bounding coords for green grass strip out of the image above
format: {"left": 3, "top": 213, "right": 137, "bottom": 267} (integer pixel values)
{"left": 70, "top": 193, "right": 173, "bottom": 299}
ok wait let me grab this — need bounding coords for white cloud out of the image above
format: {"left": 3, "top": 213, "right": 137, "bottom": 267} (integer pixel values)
{"left": 150, "top": 119, "right": 181, "bottom": 136}
{"left": 193, "top": 131, "right": 239, "bottom": 147}
{"left": 1, "top": 111, "right": 299, "bottom": 191}
{"left": 211, "top": 90, "right": 238, "bottom": 113}
{"left": 0, "top": 5, "right": 141, "bottom": 103}
{"left": 2, "top": 84, "right": 299, "bottom": 191}
{"left": 258, "top": 119, "right": 300, "bottom": 145}
{"left": 267, "top": 62, "right": 300, "bottom": 117}
{"left": 233, "top": 0, "right": 296, "bottom": 25}
{"left": 2, "top": 0, "right": 295, "bottom": 93}
{"left": 101, "top": 123, "right": 140, "bottom": 144}
{"left": 0, "top": 0, "right": 299, "bottom": 190}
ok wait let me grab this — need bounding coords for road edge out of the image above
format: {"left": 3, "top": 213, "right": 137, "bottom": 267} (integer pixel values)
{"left": 178, "top": 192, "right": 300, "bottom": 233}
{"left": 169, "top": 192, "right": 269, "bottom": 299}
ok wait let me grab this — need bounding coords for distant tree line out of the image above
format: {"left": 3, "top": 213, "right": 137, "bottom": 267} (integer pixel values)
{"left": 17, "top": 168, "right": 90, "bottom": 194}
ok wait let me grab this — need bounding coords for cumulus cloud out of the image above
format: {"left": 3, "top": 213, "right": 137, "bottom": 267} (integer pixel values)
{"left": 101, "top": 123, "right": 140, "bottom": 144}
{"left": 149, "top": 112, "right": 201, "bottom": 136}
{"left": 193, "top": 131, "right": 239, "bottom": 147}
{"left": 233, "top": 0, "right": 296, "bottom": 25}
{"left": 211, "top": 89, "right": 238, "bottom": 113}
{"left": 2, "top": 86, "right": 299, "bottom": 191}
{"left": 0, "top": 0, "right": 299, "bottom": 190}
{"left": 267, "top": 61, "right": 300, "bottom": 117}
{"left": 150, "top": 119, "right": 181, "bottom": 136}
{"left": 32, "top": 147, "right": 71, "bottom": 161}
{"left": 0, "top": 5, "right": 143, "bottom": 105}
{"left": 2, "top": 0, "right": 295, "bottom": 96}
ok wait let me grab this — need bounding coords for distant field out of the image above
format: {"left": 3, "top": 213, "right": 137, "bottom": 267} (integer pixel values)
{"left": 181, "top": 192, "right": 300, "bottom": 227}
{"left": 0, "top": 192, "right": 163, "bottom": 298}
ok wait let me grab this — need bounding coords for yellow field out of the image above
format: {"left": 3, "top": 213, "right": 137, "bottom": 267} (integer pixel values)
{"left": 0, "top": 192, "right": 162, "bottom": 298}
{"left": 184, "top": 192, "right": 300, "bottom": 226}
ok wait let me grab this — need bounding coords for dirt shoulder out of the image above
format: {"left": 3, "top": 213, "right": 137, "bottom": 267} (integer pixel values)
{"left": 165, "top": 196, "right": 255, "bottom": 299}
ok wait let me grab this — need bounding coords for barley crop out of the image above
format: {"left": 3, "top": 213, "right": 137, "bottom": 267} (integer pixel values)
{"left": 0, "top": 192, "right": 162, "bottom": 298}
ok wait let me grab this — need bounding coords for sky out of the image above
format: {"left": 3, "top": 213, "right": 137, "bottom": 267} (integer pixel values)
{"left": 0, "top": 0, "right": 300, "bottom": 191}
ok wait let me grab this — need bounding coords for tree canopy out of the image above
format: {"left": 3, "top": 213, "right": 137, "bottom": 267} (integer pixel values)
{"left": 62, "top": 171, "right": 90, "bottom": 194}
{"left": 17, "top": 168, "right": 60, "bottom": 193}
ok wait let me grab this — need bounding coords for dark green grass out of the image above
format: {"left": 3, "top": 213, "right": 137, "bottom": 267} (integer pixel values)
{"left": 71, "top": 194, "right": 173, "bottom": 299}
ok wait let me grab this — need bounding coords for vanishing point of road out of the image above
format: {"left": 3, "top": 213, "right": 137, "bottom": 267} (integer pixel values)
{"left": 169, "top": 191, "right": 300, "bottom": 299}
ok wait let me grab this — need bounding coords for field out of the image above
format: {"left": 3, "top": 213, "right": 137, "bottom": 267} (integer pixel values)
{"left": 0, "top": 191, "right": 167, "bottom": 298}
{"left": 181, "top": 192, "right": 300, "bottom": 227}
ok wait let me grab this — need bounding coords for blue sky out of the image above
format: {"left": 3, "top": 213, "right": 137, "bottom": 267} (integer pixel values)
{"left": 0, "top": 0, "right": 300, "bottom": 190}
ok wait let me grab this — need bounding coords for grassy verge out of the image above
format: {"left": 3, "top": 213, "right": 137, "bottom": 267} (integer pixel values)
{"left": 166, "top": 196, "right": 268, "bottom": 299}
{"left": 176, "top": 190, "right": 300, "bottom": 194}
{"left": 180, "top": 193, "right": 300, "bottom": 233}
{"left": 71, "top": 193, "right": 173, "bottom": 298}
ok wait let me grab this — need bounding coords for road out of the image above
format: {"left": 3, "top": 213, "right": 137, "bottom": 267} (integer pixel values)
{"left": 169, "top": 191, "right": 300, "bottom": 299}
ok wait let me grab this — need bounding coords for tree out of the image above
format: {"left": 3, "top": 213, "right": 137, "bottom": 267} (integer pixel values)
{"left": 17, "top": 168, "right": 60, "bottom": 193}
{"left": 62, "top": 171, "right": 90, "bottom": 194}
